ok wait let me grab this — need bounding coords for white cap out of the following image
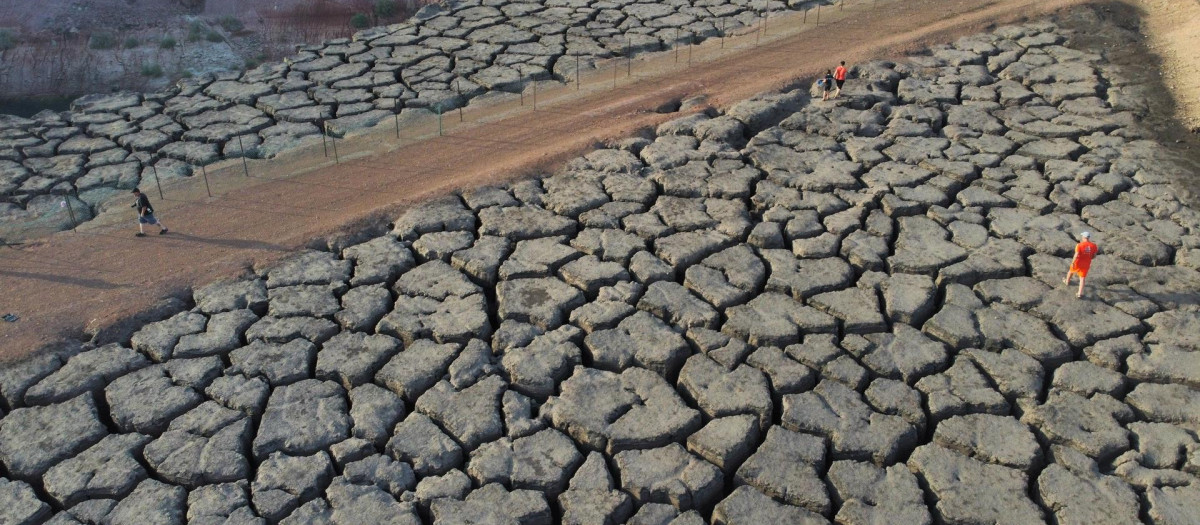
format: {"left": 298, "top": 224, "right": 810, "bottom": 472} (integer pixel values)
{"left": 1081, "top": 231, "right": 1091, "bottom": 238}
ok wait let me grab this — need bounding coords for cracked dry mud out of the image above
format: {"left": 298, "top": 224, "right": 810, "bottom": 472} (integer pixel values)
{"left": 4, "top": 8, "right": 1200, "bottom": 525}
{"left": 0, "top": 0, "right": 842, "bottom": 241}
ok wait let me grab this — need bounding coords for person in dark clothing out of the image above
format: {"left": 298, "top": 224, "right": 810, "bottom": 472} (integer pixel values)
{"left": 131, "top": 188, "right": 168, "bottom": 237}
{"left": 821, "top": 70, "right": 835, "bottom": 101}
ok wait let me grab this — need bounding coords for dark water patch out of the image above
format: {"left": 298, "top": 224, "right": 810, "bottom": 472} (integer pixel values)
{"left": 0, "top": 96, "right": 74, "bottom": 118}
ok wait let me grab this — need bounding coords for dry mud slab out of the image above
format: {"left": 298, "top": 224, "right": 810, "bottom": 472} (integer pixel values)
{"left": 0, "top": 0, "right": 840, "bottom": 241}
{"left": 4, "top": 6, "right": 1200, "bottom": 525}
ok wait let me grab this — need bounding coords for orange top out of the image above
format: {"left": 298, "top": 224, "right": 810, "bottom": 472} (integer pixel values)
{"left": 1075, "top": 240, "right": 1098, "bottom": 264}
{"left": 833, "top": 66, "right": 847, "bottom": 80}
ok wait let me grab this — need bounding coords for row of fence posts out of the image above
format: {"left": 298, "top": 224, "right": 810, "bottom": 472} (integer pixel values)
{"left": 58, "top": 151, "right": 170, "bottom": 232}
{"left": 56, "top": 0, "right": 865, "bottom": 233}
{"left": 476, "top": 0, "right": 859, "bottom": 113}
{"left": 673, "top": 29, "right": 697, "bottom": 66}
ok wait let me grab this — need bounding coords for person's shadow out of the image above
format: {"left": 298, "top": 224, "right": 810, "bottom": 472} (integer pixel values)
{"left": 0, "top": 269, "right": 128, "bottom": 290}
{"left": 166, "top": 232, "right": 290, "bottom": 252}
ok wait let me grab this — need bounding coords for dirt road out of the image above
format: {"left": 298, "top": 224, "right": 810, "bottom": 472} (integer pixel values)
{"left": 1129, "top": 0, "right": 1200, "bottom": 131}
{"left": 0, "top": 0, "right": 1100, "bottom": 360}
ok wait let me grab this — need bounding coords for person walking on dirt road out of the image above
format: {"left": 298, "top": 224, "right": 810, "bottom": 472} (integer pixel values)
{"left": 833, "top": 61, "right": 848, "bottom": 98}
{"left": 1064, "top": 231, "right": 1097, "bottom": 298}
{"left": 131, "top": 188, "right": 168, "bottom": 237}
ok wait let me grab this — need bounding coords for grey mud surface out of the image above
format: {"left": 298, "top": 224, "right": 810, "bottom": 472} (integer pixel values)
{"left": 3, "top": 5, "right": 1200, "bottom": 525}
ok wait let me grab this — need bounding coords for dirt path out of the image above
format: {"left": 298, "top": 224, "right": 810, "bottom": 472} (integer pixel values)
{"left": 0, "top": 0, "right": 1108, "bottom": 360}
{"left": 1128, "top": 0, "right": 1200, "bottom": 131}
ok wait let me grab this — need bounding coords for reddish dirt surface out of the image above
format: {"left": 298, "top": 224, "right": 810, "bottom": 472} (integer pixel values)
{"left": 0, "top": 0, "right": 1097, "bottom": 361}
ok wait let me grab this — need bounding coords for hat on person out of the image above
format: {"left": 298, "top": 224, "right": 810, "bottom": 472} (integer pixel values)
{"left": 1081, "top": 231, "right": 1091, "bottom": 238}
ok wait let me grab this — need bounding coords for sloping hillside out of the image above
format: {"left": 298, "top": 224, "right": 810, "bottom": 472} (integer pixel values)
{"left": 0, "top": 0, "right": 426, "bottom": 102}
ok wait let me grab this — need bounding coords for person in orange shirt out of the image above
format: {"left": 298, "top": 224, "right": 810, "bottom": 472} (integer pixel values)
{"left": 833, "top": 61, "right": 848, "bottom": 98}
{"left": 1064, "top": 232, "right": 1098, "bottom": 298}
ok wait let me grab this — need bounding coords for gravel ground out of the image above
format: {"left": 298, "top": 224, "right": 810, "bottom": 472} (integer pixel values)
{"left": 2, "top": 6, "right": 1200, "bottom": 525}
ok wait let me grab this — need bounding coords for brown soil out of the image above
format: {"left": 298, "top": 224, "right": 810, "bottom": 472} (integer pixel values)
{"left": 1127, "top": 0, "right": 1200, "bottom": 131}
{"left": 0, "top": 0, "right": 1152, "bottom": 361}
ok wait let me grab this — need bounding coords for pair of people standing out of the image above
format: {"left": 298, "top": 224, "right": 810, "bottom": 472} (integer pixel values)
{"left": 821, "top": 61, "right": 848, "bottom": 101}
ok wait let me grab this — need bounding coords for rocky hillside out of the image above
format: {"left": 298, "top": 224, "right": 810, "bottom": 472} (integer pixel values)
{"left": 0, "top": 0, "right": 420, "bottom": 100}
